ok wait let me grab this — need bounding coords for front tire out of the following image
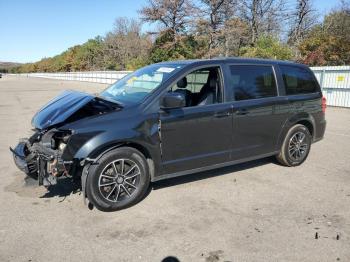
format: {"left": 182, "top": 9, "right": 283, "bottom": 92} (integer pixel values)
{"left": 86, "top": 147, "right": 150, "bottom": 211}
{"left": 276, "top": 124, "right": 312, "bottom": 167}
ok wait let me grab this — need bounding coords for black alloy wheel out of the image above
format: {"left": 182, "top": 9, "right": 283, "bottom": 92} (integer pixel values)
{"left": 276, "top": 124, "right": 312, "bottom": 167}
{"left": 86, "top": 147, "right": 150, "bottom": 211}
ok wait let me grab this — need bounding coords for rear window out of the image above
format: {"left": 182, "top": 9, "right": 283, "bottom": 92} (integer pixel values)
{"left": 229, "top": 65, "right": 277, "bottom": 101}
{"left": 279, "top": 65, "right": 318, "bottom": 95}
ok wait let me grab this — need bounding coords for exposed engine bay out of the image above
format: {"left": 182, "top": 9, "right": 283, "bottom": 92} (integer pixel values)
{"left": 11, "top": 129, "right": 73, "bottom": 186}
{"left": 10, "top": 94, "right": 121, "bottom": 187}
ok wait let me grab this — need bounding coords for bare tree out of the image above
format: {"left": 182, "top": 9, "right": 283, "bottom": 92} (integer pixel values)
{"left": 194, "top": 0, "right": 240, "bottom": 57}
{"left": 199, "top": 0, "right": 226, "bottom": 55}
{"left": 103, "top": 17, "right": 152, "bottom": 69}
{"left": 139, "top": 0, "right": 195, "bottom": 46}
{"left": 239, "top": 0, "right": 286, "bottom": 44}
{"left": 288, "top": 0, "right": 317, "bottom": 46}
{"left": 324, "top": 0, "right": 350, "bottom": 38}
{"left": 223, "top": 18, "right": 250, "bottom": 56}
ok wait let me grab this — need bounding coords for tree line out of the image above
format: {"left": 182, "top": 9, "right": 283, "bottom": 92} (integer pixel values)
{"left": 10, "top": 0, "right": 350, "bottom": 73}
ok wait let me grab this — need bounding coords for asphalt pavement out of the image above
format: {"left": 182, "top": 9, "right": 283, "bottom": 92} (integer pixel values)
{"left": 0, "top": 75, "right": 349, "bottom": 262}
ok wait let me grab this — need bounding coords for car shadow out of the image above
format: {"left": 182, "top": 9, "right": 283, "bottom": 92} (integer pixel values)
{"left": 30, "top": 156, "right": 274, "bottom": 202}
{"left": 161, "top": 257, "right": 180, "bottom": 262}
{"left": 152, "top": 156, "right": 274, "bottom": 190}
{"left": 39, "top": 177, "right": 81, "bottom": 199}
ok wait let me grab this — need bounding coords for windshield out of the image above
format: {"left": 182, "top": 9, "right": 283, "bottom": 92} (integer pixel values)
{"left": 101, "top": 64, "right": 184, "bottom": 105}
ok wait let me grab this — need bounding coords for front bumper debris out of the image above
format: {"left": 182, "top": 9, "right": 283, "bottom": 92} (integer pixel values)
{"left": 10, "top": 141, "right": 38, "bottom": 177}
{"left": 10, "top": 135, "right": 71, "bottom": 187}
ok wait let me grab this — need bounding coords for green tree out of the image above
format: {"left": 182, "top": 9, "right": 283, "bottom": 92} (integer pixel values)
{"left": 299, "top": 3, "right": 350, "bottom": 65}
{"left": 240, "top": 35, "right": 293, "bottom": 60}
{"left": 72, "top": 37, "right": 104, "bottom": 70}
{"left": 148, "top": 30, "right": 199, "bottom": 63}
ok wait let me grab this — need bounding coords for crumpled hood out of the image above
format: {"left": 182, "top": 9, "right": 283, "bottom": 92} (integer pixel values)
{"left": 32, "top": 90, "right": 95, "bottom": 129}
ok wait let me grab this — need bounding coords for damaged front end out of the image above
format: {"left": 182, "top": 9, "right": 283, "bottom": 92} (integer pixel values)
{"left": 10, "top": 90, "right": 122, "bottom": 187}
{"left": 11, "top": 129, "right": 73, "bottom": 186}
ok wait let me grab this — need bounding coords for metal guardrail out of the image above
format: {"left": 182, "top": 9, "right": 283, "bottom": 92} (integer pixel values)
{"left": 16, "top": 71, "right": 131, "bottom": 84}
{"left": 12, "top": 66, "right": 350, "bottom": 107}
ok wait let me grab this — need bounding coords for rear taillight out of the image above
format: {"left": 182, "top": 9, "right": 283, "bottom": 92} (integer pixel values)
{"left": 322, "top": 96, "right": 327, "bottom": 113}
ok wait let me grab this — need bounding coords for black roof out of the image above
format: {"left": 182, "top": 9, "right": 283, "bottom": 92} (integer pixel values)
{"left": 158, "top": 57, "right": 305, "bottom": 67}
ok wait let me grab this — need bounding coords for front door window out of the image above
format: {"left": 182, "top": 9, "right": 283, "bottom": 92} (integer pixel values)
{"left": 168, "top": 67, "right": 223, "bottom": 107}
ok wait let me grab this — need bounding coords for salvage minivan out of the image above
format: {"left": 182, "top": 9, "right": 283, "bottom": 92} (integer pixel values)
{"left": 11, "top": 58, "right": 326, "bottom": 211}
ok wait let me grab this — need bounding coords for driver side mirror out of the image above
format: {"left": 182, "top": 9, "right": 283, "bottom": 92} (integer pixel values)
{"left": 160, "top": 92, "right": 186, "bottom": 109}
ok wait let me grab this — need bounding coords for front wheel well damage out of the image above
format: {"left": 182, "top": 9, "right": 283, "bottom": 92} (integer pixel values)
{"left": 86, "top": 142, "right": 155, "bottom": 179}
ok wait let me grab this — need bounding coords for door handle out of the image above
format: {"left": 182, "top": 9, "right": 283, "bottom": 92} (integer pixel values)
{"left": 214, "top": 112, "right": 231, "bottom": 118}
{"left": 235, "top": 108, "right": 249, "bottom": 115}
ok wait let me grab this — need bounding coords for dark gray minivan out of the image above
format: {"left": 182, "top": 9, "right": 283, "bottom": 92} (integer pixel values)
{"left": 11, "top": 58, "right": 326, "bottom": 211}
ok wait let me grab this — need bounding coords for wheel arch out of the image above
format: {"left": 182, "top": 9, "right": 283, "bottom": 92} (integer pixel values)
{"left": 85, "top": 141, "right": 156, "bottom": 180}
{"left": 80, "top": 140, "right": 157, "bottom": 206}
{"left": 276, "top": 113, "right": 316, "bottom": 150}
{"left": 295, "top": 119, "right": 314, "bottom": 137}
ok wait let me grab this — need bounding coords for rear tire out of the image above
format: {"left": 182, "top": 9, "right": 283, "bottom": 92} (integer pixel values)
{"left": 86, "top": 147, "right": 150, "bottom": 212}
{"left": 276, "top": 124, "right": 312, "bottom": 167}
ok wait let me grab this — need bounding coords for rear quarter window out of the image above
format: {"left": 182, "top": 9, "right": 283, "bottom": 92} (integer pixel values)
{"left": 279, "top": 65, "right": 318, "bottom": 95}
{"left": 229, "top": 65, "right": 277, "bottom": 101}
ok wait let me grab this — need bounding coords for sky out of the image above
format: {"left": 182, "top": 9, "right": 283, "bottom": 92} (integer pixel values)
{"left": 0, "top": 0, "right": 343, "bottom": 63}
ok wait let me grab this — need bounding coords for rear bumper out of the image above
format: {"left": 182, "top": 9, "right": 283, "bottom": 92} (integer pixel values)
{"left": 313, "top": 119, "right": 326, "bottom": 143}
